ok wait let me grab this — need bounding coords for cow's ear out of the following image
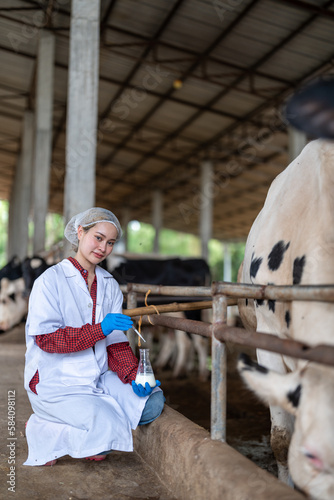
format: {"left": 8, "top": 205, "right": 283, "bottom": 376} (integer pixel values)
{"left": 237, "top": 353, "right": 302, "bottom": 416}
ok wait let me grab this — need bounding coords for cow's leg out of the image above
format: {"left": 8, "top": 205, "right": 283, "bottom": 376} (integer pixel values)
{"left": 173, "top": 330, "right": 192, "bottom": 378}
{"left": 192, "top": 334, "right": 209, "bottom": 381}
{"left": 257, "top": 348, "right": 294, "bottom": 485}
{"left": 139, "top": 325, "right": 154, "bottom": 356}
{"left": 154, "top": 329, "right": 175, "bottom": 371}
{"left": 185, "top": 340, "right": 195, "bottom": 373}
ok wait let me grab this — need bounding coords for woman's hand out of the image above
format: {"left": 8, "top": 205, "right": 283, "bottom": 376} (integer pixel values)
{"left": 101, "top": 313, "right": 133, "bottom": 336}
{"left": 131, "top": 380, "right": 161, "bottom": 397}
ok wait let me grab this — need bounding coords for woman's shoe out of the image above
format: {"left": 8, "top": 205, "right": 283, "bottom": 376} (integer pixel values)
{"left": 44, "top": 459, "right": 57, "bottom": 466}
{"left": 85, "top": 455, "right": 107, "bottom": 461}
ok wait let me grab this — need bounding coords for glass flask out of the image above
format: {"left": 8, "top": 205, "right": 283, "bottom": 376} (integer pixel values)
{"left": 135, "top": 348, "right": 156, "bottom": 388}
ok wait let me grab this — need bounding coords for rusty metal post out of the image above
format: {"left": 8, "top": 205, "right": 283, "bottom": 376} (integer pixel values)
{"left": 211, "top": 294, "right": 227, "bottom": 441}
{"left": 213, "top": 281, "right": 334, "bottom": 302}
{"left": 127, "top": 286, "right": 137, "bottom": 354}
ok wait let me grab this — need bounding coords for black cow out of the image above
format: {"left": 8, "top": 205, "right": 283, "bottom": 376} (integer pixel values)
{"left": 21, "top": 256, "right": 49, "bottom": 295}
{"left": 0, "top": 256, "right": 22, "bottom": 284}
{"left": 110, "top": 256, "right": 210, "bottom": 287}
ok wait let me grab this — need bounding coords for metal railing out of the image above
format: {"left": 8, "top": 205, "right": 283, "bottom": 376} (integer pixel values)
{"left": 122, "top": 280, "right": 334, "bottom": 442}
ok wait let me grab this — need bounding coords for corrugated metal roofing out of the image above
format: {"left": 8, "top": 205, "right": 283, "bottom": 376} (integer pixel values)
{"left": 0, "top": 0, "right": 334, "bottom": 242}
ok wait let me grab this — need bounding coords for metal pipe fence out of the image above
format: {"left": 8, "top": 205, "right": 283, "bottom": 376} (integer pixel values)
{"left": 123, "top": 281, "right": 334, "bottom": 442}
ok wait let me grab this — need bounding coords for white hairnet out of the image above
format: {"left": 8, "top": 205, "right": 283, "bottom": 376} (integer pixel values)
{"left": 64, "top": 207, "right": 122, "bottom": 248}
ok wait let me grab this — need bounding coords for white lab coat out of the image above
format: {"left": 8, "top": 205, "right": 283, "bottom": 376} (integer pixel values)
{"left": 24, "top": 259, "right": 155, "bottom": 466}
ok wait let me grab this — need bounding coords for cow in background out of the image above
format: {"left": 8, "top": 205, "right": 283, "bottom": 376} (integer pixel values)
{"left": 0, "top": 256, "right": 49, "bottom": 332}
{"left": 0, "top": 255, "right": 22, "bottom": 283}
{"left": 237, "top": 139, "right": 334, "bottom": 499}
{"left": 153, "top": 309, "right": 210, "bottom": 381}
{"left": 108, "top": 256, "right": 211, "bottom": 380}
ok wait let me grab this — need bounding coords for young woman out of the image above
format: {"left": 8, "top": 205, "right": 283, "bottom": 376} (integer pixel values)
{"left": 24, "top": 207, "right": 164, "bottom": 466}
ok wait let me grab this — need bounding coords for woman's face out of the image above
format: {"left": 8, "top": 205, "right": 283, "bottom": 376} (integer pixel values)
{"left": 76, "top": 221, "right": 118, "bottom": 268}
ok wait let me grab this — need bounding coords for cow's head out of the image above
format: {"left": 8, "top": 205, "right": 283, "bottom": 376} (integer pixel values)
{"left": 284, "top": 75, "right": 334, "bottom": 139}
{"left": 238, "top": 353, "right": 334, "bottom": 500}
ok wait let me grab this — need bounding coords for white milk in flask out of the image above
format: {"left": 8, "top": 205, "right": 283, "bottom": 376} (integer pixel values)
{"left": 135, "top": 348, "right": 156, "bottom": 388}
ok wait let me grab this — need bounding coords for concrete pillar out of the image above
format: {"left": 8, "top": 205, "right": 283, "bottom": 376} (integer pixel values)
{"left": 199, "top": 160, "right": 213, "bottom": 261}
{"left": 223, "top": 243, "right": 232, "bottom": 282}
{"left": 152, "top": 190, "right": 162, "bottom": 254}
{"left": 8, "top": 111, "right": 34, "bottom": 259}
{"left": 32, "top": 31, "right": 55, "bottom": 254}
{"left": 8, "top": 154, "right": 21, "bottom": 259}
{"left": 63, "top": 0, "right": 100, "bottom": 254}
{"left": 115, "top": 207, "right": 130, "bottom": 254}
{"left": 288, "top": 127, "right": 307, "bottom": 163}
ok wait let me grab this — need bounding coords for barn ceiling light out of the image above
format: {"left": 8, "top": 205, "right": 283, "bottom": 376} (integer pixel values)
{"left": 173, "top": 79, "right": 183, "bottom": 90}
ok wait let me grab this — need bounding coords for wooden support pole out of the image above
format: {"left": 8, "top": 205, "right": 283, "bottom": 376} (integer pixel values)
{"left": 123, "top": 299, "right": 238, "bottom": 317}
{"left": 124, "top": 300, "right": 213, "bottom": 317}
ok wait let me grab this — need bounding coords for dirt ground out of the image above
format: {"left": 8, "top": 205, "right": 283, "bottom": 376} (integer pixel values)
{"left": 154, "top": 342, "right": 278, "bottom": 479}
{"left": 1, "top": 321, "right": 277, "bottom": 483}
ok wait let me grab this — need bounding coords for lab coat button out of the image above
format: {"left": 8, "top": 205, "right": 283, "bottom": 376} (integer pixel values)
{"left": 88, "top": 303, "right": 92, "bottom": 308}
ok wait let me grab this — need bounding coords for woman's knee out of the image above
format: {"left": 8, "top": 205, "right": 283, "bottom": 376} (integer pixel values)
{"left": 138, "top": 391, "right": 165, "bottom": 426}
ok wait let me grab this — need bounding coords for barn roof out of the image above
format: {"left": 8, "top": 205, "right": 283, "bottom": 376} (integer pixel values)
{"left": 1, "top": 0, "right": 334, "bottom": 241}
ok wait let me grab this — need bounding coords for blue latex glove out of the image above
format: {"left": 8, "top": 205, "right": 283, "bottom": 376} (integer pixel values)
{"left": 101, "top": 313, "right": 133, "bottom": 336}
{"left": 132, "top": 380, "right": 161, "bottom": 397}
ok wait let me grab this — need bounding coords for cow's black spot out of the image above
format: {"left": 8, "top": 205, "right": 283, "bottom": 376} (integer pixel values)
{"left": 250, "top": 255, "right": 263, "bottom": 279}
{"left": 245, "top": 299, "right": 248, "bottom": 306}
{"left": 287, "top": 384, "right": 302, "bottom": 408}
{"left": 239, "top": 353, "right": 268, "bottom": 374}
{"left": 285, "top": 310, "right": 291, "bottom": 328}
{"left": 268, "top": 299, "right": 276, "bottom": 313}
{"left": 8, "top": 293, "right": 16, "bottom": 302}
{"left": 293, "top": 256, "right": 306, "bottom": 285}
{"left": 255, "top": 299, "right": 264, "bottom": 307}
{"left": 268, "top": 241, "right": 290, "bottom": 271}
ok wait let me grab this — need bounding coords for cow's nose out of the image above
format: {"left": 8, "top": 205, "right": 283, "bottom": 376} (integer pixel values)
{"left": 301, "top": 446, "right": 325, "bottom": 471}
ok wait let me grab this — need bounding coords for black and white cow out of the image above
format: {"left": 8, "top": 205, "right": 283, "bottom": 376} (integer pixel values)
{"left": 0, "top": 256, "right": 49, "bottom": 332}
{"left": 237, "top": 139, "right": 334, "bottom": 499}
{"left": 108, "top": 256, "right": 211, "bottom": 380}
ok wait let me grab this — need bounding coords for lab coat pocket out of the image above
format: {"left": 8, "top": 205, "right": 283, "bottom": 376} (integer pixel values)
{"left": 101, "top": 299, "right": 113, "bottom": 318}
{"left": 62, "top": 353, "right": 98, "bottom": 386}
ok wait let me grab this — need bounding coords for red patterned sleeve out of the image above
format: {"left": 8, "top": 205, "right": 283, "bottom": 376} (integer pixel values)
{"left": 29, "top": 324, "right": 106, "bottom": 394}
{"left": 107, "top": 342, "right": 139, "bottom": 384}
{"left": 35, "top": 323, "right": 105, "bottom": 353}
